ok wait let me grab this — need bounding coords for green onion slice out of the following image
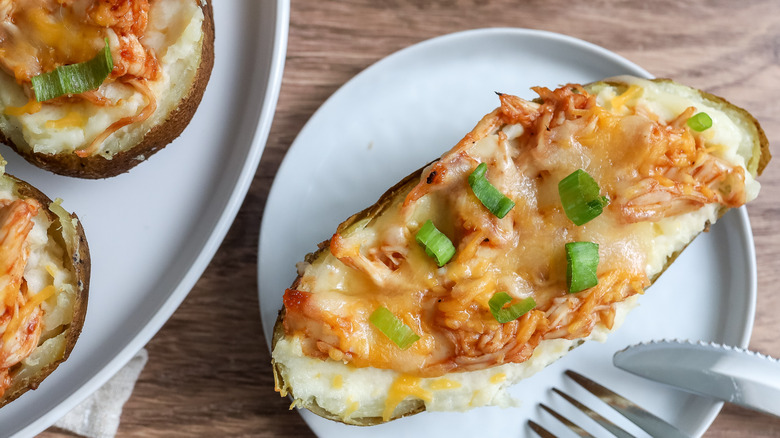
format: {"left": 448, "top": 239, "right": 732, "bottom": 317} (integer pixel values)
{"left": 686, "top": 112, "right": 712, "bottom": 132}
{"left": 31, "top": 38, "right": 114, "bottom": 102}
{"left": 468, "top": 162, "right": 515, "bottom": 219}
{"left": 415, "top": 220, "right": 455, "bottom": 267}
{"left": 566, "top": 241, "right": 599, "bottom": 293}
{"left": 558, "top": 169, "right": 609, "bottom": 226}
{"left": 488, "top": 292, "right": 536, "bottom": 323}
{"left": 369, "top": 306, "right": 420, "bottom": 349}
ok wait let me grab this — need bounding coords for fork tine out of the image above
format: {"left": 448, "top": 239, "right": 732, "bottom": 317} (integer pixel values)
{"left": 540, "top": 403, "right": 596, "bottom": 437}
{"left": 565, "top": 370, "right": 690, "bottom": 438}
{"left": 552, "top": 388, "right": 635, "bottom": 438}
{"left": 528, "top": 419, "right": 558, "bottom": 438}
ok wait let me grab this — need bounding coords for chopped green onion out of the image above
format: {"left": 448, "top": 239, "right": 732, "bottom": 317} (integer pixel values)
{"left": 31, "top": 38, "right": 114, "bottom": 102}
{"left": 415, "top": 220, "right": 455, "bottom": 266}
{"left": 468, "top": 162, "right": 515, "bottom": 219}
{"left": 369, "top": 306, "right": 420, "bottom": 349}
{"left": 687, "top": 112, "right": 712, "bottom": 132}
{"left": 566, "top": 241, "right": 599, "bottom": 293}
{"left": 558, "top": 169, "right": 609, "bottom": 226}
{"left": 488, "top": 292, "right": 536, "bottom": 323}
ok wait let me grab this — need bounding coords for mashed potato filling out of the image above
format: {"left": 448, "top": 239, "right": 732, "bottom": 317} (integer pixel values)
{"left": 0, "top": 0, "right": 204, "bottom": 158}
{"left": 273, "top": 78, "right": 762, "bottom": 421}
{"left": 274, "top": 296, "right": 637, "bottom": 421}
{"left": 0, "top": 161, "right": 78, "bottom": 398}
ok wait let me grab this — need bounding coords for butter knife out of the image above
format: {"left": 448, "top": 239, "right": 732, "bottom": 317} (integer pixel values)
{"left": 613, "top": 339, "right": 780, "bottom": 418}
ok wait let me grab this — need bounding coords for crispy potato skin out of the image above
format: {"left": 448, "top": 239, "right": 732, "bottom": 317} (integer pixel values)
{"left": 272, "top": 308, "right": 425, "bottom": 426}
{"left": 269, "top": 166, "right": 437, "bottom": 425}
{"left": 271, "top": 79, "right": 771, "bottom": 425}
{"left": 0, "top": 174, "right": 89, "bottom": 408}
{"left": 0, "top": 0, "right": 215, "bottom": 179}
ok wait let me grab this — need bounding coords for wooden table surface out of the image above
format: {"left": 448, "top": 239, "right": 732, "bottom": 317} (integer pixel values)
{"left": 43, "top": 0, "right": 780, "bottom": 436}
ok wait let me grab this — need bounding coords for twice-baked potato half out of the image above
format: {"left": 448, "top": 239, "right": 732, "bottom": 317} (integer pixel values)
{"left": 0, "top": 0, "right": 214, "bottom": 178}
{"left": 0, "top": 156, "right": 89, "bottom": 407}
{"left": 271, "top": 76, "right": 769, "bottom": 425}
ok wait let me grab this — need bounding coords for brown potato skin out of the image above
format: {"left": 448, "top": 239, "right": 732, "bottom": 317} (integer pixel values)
{"left": 271, "top": 80, "right": 771, "bottom": 425}
{"left": 623, "top": 78, "right": 770, "bottom": 176}
{"left": 270, "top": 168, "right": 442, "bottom": 425}
{"left": 0, "top": 0, "right": 215, "bottom": 179}
{"left": 0, "top": 174, "right": 90, "bottom": 408}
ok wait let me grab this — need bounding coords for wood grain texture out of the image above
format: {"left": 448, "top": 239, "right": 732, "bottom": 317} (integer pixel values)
{"left": 40, "top": 0, "right": 780, "bottom": 436}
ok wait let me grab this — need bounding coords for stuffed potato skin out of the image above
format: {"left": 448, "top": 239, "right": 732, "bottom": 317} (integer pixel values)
{"left": 271, "top": 171, "right": 427, "bottom": 426}
{"left": 0, "top": 170, "right": 89, "bottom": 407}
{"left": 271, "top": 78, "right": 769, "bottom": 425}
{"left": 0, "top": 0, "right": 215, "bottom": 179}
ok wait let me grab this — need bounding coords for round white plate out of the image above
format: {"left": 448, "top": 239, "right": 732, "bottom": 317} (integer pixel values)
{"left": 2, "top": 2, "right": 289, "bottom": 436}
{"left": 258, "top": 28, "right": 756, "bottom": 438}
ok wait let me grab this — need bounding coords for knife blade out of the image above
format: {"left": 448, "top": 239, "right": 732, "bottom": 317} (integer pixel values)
{"left": 613, "top": 339, "right": 780, "bottom": 418}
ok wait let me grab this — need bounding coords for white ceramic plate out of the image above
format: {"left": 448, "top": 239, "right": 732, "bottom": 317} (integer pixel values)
{"left": 1, "top": 2, "right": 289, "bottom": 436}
{"left": 258, "top": 28, "right": 756, "bottom": 438}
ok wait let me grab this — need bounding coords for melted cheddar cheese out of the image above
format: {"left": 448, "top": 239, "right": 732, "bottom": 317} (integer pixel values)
{"left": 0, "top": 0, "right": 203, "bottom": 158}
{"left": 0, "top": 0, "right": 158, "bottom": 85}
{"left": 273, "top": 77, "right": 762, "bottom": 420}
{"left": 0, "top": 162, "right": 78, "bottom": 397}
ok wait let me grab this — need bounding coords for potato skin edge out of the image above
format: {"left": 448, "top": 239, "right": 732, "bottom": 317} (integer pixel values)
{"left": 0, "top": 0, "right": 216, "bottom": 179}
{"left": 270, "top": 168, "right": 425, "bottom": 425}
{"left": 270, "top": 80, "right": 771, "bottom": 425}
{"left": 0, "top": 174, "right": 90, "bottom": 408}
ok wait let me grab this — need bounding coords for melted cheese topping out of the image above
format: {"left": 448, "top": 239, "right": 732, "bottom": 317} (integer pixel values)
{"left": 274, "top": 301, "right": 635, "bottom": 420}
{"left": 0, "top": 166, "right": 78, "bottom": 397}
{"left": 429, "top": 378, "right": 461, "bottom": 390}
{"left": 273, "top": 78, "right": 763, "bottom": 419}
{"left": 0, "top": 0, "right": 204, "bottom": 158}
{"left": 0, "top": 0, "right": 107, "bottom": 82}
{"left": 383, "top": 375, "right": 432, "bottom": 421}
{"left": 45, "top": 111, "right": 88, "bottom": 130}
{"left": 282, "top": 79, "right": 758, "bottom": 377}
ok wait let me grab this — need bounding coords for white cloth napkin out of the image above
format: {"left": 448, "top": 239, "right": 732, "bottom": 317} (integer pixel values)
{"left": 53, "top": 349, "right": 148, "bottom": 438}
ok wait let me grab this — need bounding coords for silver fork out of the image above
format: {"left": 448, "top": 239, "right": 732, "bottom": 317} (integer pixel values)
{"left": 528, "top": 370, "right": 690, "bottom": 438}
